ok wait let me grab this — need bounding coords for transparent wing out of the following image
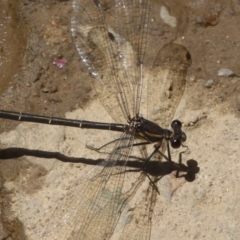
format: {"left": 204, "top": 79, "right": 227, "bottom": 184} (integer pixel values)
{"left": 43, "top": 131, "right": 137, "bottom": 240}
{"left": 120, "top": 186, "right": 157, "bottom": 240}
{"left": 147, "top": 43, "right": 191, "bottom": 128}
{"left": 46, "top": 1, "right": 192, "bottom": 240}
{"left": 71, "top": 0, "right": 153, "bottom": 122}
{"left": 120, "top": 44, "right": 191, "bottom": 240}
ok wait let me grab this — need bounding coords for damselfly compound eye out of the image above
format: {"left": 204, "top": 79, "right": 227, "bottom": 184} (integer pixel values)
{"left": 171, "top": 138, "right": 181, "bottom": 148}
{"left": 171, "top": 120, "right": 182, "bottom": 129}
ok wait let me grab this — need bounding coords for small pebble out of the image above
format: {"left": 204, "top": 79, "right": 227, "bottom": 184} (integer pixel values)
{"left": 217, "top": 68, "right": 234, "bottom": 77}
{"left": 205, "top": 79, "right": 214, "bottom": 88}
{"left": 160, "top": 6, "right": 177, "bottom": 28}
{"left": 189, "top": 75, "right": 196, "bottom": 82}
{"left": 42, "top": 86, "right": 58, "bottom": 93}
{"left": 189, "top": 115, "right": 199, "bottom": 125}
{"left": 26, "top": 81, "right": 31, "bottom": 87}
{"left": 42, "top": 88, "right": 49, "bottom": 93}
{"left": 53, "top": 59, "right": 67, "bottom": 68}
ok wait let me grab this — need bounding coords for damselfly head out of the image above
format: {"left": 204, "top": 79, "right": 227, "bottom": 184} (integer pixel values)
{"left": 170, "top": 120, "right": 187, "bottom": 148}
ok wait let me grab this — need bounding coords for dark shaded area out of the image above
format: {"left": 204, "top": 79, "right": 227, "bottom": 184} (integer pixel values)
{"left": 0, "top": 147, "right": 199, "bottom": 181}
{"left": 0, "top": 0, "right": 93, "bottom": 134}
{"left": 0, "top": 146, "right": 199, "bottom": 238}
{"left": 0, "top": 176, "right": 26, "bottom": 240}
{"left": 0, "top": 0, "right": 27, "bottom": 94}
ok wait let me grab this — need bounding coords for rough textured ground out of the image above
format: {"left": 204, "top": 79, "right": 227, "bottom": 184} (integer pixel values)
{"left": 0, "top": 0, "right": 240, "bottom": 239}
